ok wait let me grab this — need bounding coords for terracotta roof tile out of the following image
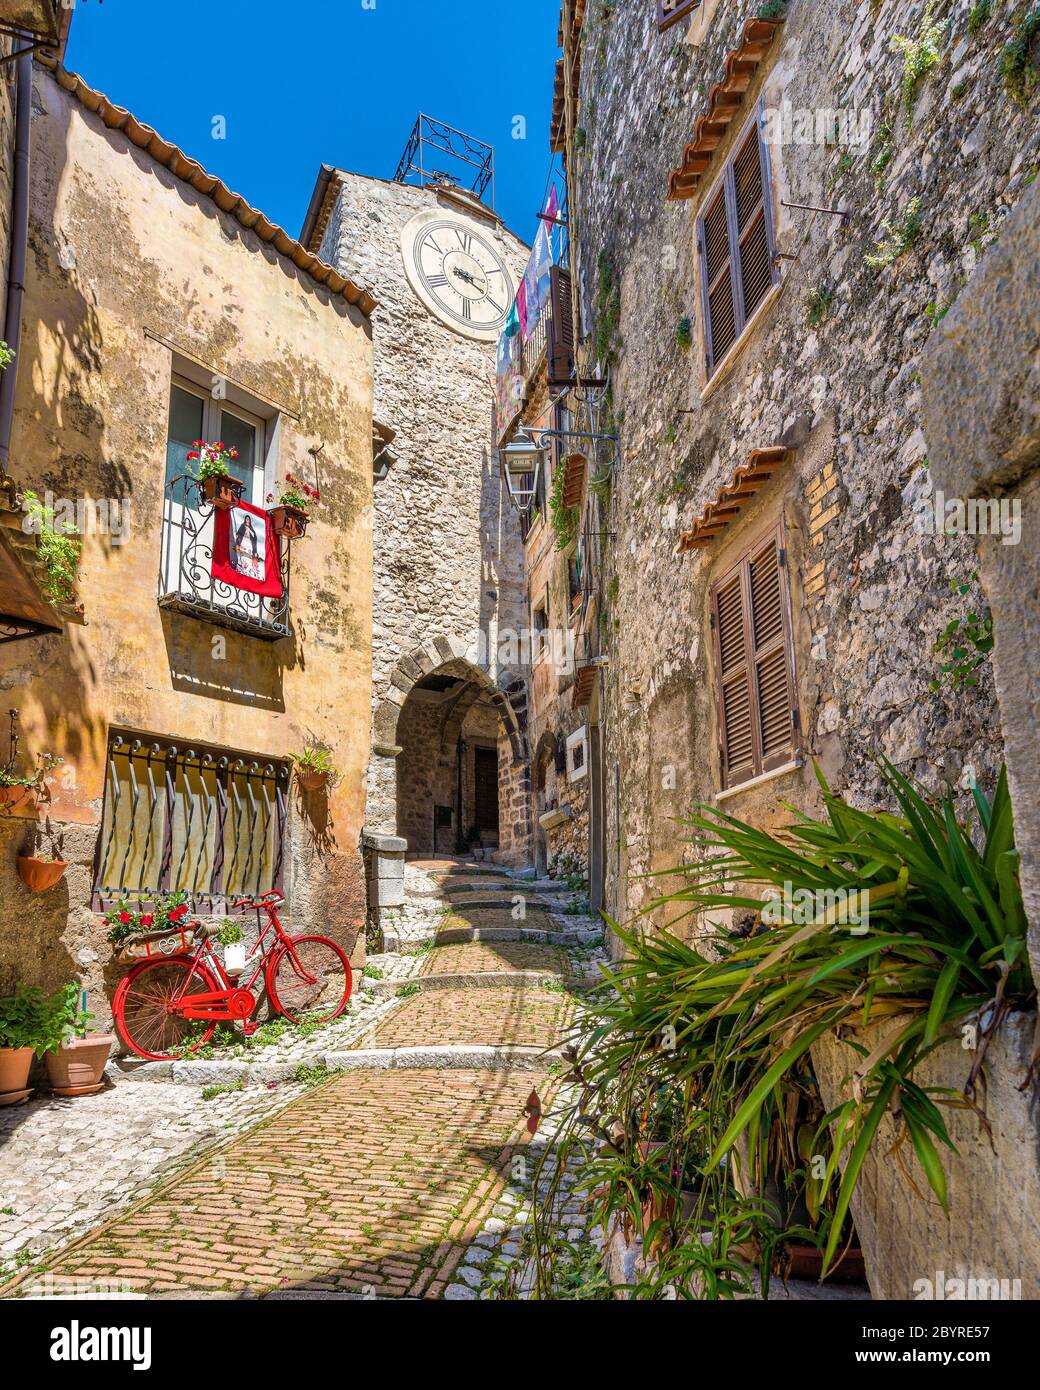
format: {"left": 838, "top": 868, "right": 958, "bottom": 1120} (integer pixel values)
{"left": 667, "top": 18, "right": 783, "bottom": 202}
{"left": 676, "top": 446, "right": 790, "bottom": 554}
{"left": 39, "top": 59, "right": 378, "bottom": 319}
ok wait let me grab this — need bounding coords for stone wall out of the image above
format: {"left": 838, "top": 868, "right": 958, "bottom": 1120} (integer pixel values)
{"left": 568, "top": 0, "right": 1039, "bottom": 931}
{"left": 564, "top": 0, "right": 1040, "bottom": 1294}
{"left": 0, "top": 68, "right": 374, "bottom": 1023}
{"left": 314, "top": 173, "right": 534, "bottom": 861}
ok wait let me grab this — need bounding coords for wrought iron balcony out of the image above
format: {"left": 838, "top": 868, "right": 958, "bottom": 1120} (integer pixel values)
{"left": 520, "top": 266, "right": 575, "bottom": 393}
{"left": 158, "top": 474, "right": 291, "bottom": 641}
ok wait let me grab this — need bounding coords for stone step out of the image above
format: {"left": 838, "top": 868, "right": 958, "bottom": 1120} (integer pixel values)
{"left": 365, "top": 970, "right": 595, "bottom": 999}
{"left": 442, "top": 892, "right": 553, "bottom": 913}
{"left": 115, "top": 1044, "right": 561, "bottom": 1085}
{"left": 383, "top": 921, "right": 602, "bottom": 951}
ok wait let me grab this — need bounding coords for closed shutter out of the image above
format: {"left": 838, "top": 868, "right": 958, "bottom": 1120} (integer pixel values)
{"left": 701, "top": 188, "right": 737, "bottom": 372}
{"left": 733, "top": 126, "right": 773, "bottom": 323}
{"left": 697, "top": 110, "right": 778, "bottom": 378}
{"left": 548, "top": 265, "right": 575, "bottom": 385}
{"left": 711, "top": 529, "right": 798, "bottom": 789}
{"left": 657, "top": 0, "right": 701, "bottom": 31}
{"left": 713, "top": 571, "right": 755, "bottom": 788}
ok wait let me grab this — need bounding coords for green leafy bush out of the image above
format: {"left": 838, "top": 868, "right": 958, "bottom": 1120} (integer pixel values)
{"left": 22, "top": 491, "right": 81, "bottom": 605}
{"left": 534, "top": 762, "right": 1029, "bottom": 1290}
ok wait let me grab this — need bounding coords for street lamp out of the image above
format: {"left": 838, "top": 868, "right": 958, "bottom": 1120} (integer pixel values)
{"left": 501, "top": 434, "right": 546, "bottom": 516}
{"left": 500, "top": 423, "right": 619, "bottom": 516}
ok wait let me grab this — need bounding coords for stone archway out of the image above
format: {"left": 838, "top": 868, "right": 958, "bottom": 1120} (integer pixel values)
{"left": 367, "top": 635, "right": 530, "bottom": 867}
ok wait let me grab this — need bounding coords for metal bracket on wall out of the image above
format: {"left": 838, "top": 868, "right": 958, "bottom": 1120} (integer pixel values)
{"left": 781, "top": 200, "right": 851, "bottom": 230}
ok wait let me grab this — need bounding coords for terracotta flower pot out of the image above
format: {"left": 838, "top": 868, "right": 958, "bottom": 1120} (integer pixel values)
{"left": 0, "top": 1045, "right": 33, "bottom": 1104}
{"left": 784, "top": 1240, "right": 866, "bottom": 1284}
{"left": 0, "top": 784, "right": 29, "bottom": 814}
{"left": 268, "top": 505, "right": 309, "bottom": 540}
{"left": 201, "top": 473, "right": 244, "bottom": 511}
{"left": 17, "top": 856, "right": 68, "bottom": 892}
{"left": 296, "top": 767, "right": 328, "bottom": 793}
{"left": 44, "top": 1035, "right": 115, "bottom": 1096}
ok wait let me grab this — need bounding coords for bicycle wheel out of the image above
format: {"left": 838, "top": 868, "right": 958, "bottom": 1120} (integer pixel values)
{"left": 267, "top": 936, "right": 353, "bottom": 1024}
{"left": 114, "top": 957, "right": 220, "bottom": 1060}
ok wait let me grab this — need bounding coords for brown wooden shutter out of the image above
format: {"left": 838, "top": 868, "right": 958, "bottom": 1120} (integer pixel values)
{"left": 733, "top": 125, "right": 773, "bottom": 323}
{"left": 701, "top": 187, "right": 736, "bottom": 374}
{"left": 697, "top": 111, "right": 778, "bottom": 379}
{"left": 657, "top": 0, "right": 701, "bottom": 31}
{"left": 748, "top": 536, "right": 796, "bottom": 772}
{"left": 548, "top": 265, "right": 575, "bottom": 385}
{"left": 711, "top": 528, "right": 798, "bottom": 789}
{"left": 712, "top": 570, "right": 755, "bottom": 788}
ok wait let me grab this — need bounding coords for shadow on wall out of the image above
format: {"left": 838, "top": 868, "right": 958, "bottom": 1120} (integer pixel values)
{"left": 0, "top": 88, "right": 123, "bottom": 1006}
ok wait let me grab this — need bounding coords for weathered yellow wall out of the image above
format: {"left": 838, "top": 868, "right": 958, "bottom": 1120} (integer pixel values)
{"left": 0, "top": 68, "right": 374, "bottom": 1022}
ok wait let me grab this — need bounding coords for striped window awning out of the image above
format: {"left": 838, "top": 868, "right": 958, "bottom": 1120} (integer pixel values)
{"left": 676, "top": 446, "right": 789, "bottom": 554}
{"left": 667, "top": 18, "right": 784, "bottom": 202}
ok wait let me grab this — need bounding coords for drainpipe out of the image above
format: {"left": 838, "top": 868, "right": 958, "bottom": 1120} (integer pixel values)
{"left": 0, "top": 35, "right": 32, "bottom": 475}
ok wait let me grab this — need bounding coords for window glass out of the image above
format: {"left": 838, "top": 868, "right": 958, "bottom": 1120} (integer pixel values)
{"left": 218, "top": 410, "right": 258, "bottom": 497}
{"left": 165, "top": 385, "right": 205, "bottom": 492}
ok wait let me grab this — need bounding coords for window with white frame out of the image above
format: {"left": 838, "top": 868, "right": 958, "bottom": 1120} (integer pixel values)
{"left": 566, "top": 726, "right": 589, "bottom": 783}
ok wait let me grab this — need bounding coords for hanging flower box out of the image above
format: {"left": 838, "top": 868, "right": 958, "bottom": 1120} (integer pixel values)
{"left": 201, "top": 473, "right": 245, "bottom": 511}
{"left": 294, "top": 746, "right": 337, "bottom": 792}
{"left": 17, "top": 855, "right": 68, "bottom": 892}
{"left": 186, "top": 441, "right": 244, "bottom": 512}
{"left": 0, "top": 783, "right": 29, "bottom": 814}
{"left": 268, "top": 504, "right": 309, "bottom": 540}
{"left": 266, "top": 473, "right": 320, "bottom": 541}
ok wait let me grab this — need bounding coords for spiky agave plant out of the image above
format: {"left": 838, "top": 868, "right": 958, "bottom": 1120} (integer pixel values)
{"left": 542, "top": 761, "right": 1031, "bottom": 1285}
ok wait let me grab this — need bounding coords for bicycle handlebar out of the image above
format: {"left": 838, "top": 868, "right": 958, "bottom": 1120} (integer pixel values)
{"left": 230, "top": 891, "right": 285, "bottom": 911}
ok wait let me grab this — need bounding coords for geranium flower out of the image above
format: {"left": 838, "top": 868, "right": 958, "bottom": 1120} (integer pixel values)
{"left": 140, "top": 914, "right": 154, "bottom": 928}
{"left": 119, "top": 910, "right": 133, "bottom": 924}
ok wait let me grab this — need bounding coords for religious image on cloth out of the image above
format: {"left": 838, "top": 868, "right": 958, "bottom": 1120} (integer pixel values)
{"left": 211, "top": 498, "right": 283, "bottom": 599}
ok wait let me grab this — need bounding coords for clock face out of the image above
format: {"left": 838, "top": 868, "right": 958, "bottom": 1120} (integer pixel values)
{"left": 401, "top": 212, "right": 514, "bottom": 341}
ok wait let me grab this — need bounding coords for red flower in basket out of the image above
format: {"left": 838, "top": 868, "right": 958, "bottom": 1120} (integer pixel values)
{"left": 140, "top": 914, "right": 154, "bottom": 929}
{"left": 170, "top": 904, "right": 189, "bottom": 922}
{"left": 119, "top": 910, "right": 133, "bottom": 925}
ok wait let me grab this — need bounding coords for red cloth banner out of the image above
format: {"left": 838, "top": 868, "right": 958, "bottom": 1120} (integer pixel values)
{"left": 212, "top": 498, "right": 283, "bottom": 598}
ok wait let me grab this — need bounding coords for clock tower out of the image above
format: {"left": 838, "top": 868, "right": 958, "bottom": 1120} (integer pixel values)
{"left": 300, "top": 137, "right": 533, "bottom": 901}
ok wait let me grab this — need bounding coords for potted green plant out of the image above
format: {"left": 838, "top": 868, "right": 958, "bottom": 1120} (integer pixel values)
{"left": 17, "top": 844, "right": 69, "bottom": 892}
{"left": 0, "top": 750, "right": 62, "bottom": 815}
{"left": 218, "top": 917, "right": 247, "bottom": 975}
{"left": 186, "top": 440, "right": 244, "bottom": 510}
{"left": 267, "top": 473, "right": 319, "bottom": 539}
{"left": 294, "top": 745, "right": 337, "bottom": 792}
{"left": 41, "top": 983, "right": 115, "bottom": 1096}
{"left": 0, "top": 985, "right": 47, "bottom": 1104}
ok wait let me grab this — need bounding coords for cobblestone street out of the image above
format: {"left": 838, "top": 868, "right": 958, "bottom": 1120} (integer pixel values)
{"left": 0, "top": 862, "right": 599, "bottom": 1300}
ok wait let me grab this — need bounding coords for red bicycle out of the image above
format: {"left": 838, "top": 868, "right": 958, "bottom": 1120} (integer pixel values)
{"left": 113, "top": 891, "right": 353, "bottom": 1060}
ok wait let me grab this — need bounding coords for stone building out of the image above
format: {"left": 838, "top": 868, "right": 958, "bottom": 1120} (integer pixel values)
{"left": 0, "top": 50, "right": 376, "bottom": 1026}
{"left": 515, "top": 0, "right": 1040, "bottom": 1296}
{"left": 300, "top": 163, "right": 533, "bottom": 904}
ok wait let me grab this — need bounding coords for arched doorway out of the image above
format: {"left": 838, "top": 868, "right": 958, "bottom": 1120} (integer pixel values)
{"left": 382, "top": 655, "right": 530, "bottom": 864}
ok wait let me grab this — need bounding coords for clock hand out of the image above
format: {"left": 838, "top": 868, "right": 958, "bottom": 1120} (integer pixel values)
{"left": 452, "top": 267, "right": 487, "bottom": 290}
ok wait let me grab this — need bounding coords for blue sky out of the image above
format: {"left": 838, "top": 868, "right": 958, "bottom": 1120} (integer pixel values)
{"left": 66, "top": 0, "right": 562, "bottom": 247}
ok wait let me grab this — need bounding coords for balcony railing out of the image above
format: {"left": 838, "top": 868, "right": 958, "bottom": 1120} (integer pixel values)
{"left": 520, "top": 265, "right": 574, "bottom": 395}
{"left": 158, "top": 475, "right": 291, "bottom": 641}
